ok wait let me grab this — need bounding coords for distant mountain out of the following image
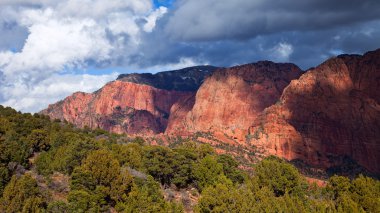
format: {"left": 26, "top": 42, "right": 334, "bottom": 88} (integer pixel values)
{"left": 41, "top": 49, "right": 380, "bottom": 174}
{"left": 117, "top": 65, "right": 219, "bottom": 91}
{"left": 41, "top": 66, "right": 218, "bottom": 135}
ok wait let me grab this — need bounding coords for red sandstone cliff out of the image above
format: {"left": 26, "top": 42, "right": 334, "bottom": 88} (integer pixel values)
{"left": 41, "top": 66, "right": 217, "bottom": 135}
{"left": 41, "top": 50, "right": 380, "bottom": 174}
{"left": 248, "top": 50, "right": 380, "bottom": 173}
{"left": 166, "top": 61, "right": 303, "bottom": 142}
{"left": 41, "top": 81, "right": 193, "bottom": 135}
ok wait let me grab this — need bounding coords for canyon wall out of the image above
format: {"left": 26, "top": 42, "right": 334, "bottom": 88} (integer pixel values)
{"left": 248, "top": 50, "right": 380, "bottom": 173}
{"left": 166, "top": 61, "right": 303, "bottom": 142}
{"left": 41, "top": 81, "right": 193, "bottom": 134}
{"left": 41, "top": 66, "right": 217, "bottom": 135}
{"left": 41, "top": 50, "right": 380, "bottom": 173}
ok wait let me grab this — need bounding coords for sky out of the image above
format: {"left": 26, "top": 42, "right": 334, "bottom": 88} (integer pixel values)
{"left": 0, "top": 0, "right": 380, "bottom": 112}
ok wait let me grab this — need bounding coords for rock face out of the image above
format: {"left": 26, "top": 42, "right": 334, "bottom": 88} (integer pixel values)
{"left": 42, "top": 81, "right": 191, "bottom": 134}
{"left": 248, "top": 50, "right": 380, "bottom": 173}
{"left": 166, "top": 61, "right": 303, "bottom": 141}
{"left": 41, "top": 49, "right": 380, "bottom": 174}
{"left": 41, "top": 66, "right": 217, "bottom": 135}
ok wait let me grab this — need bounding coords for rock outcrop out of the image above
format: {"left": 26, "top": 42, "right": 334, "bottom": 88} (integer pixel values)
{"left": 248, "top": 49, "right": 380, "bottom": 173}
{"left": 166, "top": 61, "right": 303, "bottom": 142}
{"left": 41, "top": 49, "right": 380, "bottom": 174}
{"left": 41, "top": 66, "right": 217, "bottom": 135}
{"left": 42, "top": 81, "right": 192, "bottom": 134}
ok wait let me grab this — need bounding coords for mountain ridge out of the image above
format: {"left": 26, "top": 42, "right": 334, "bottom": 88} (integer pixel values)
{"left": 116, "top": 65, "right": 219, "bottom": 91}
{"left": 41, "top": 49, "right": 380, "bottom": 174}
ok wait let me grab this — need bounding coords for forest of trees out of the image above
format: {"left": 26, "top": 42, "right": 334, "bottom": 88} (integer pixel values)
{"left": 0, "top": 105, "right": 379, "bottom": 212}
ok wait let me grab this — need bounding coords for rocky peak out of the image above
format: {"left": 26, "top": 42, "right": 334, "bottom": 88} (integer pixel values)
{"left": 166, "top": 61, "right": 303, "bottom": 140}
{"left": 116, "top": 65, "right": 219, "bottom": 91}
{"left": 210, "top": 61, "right": 302, "bottom": 84}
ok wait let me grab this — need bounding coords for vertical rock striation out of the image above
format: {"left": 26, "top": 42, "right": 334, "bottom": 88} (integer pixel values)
{"left": 166, "top": 61, "right": 303, "bottom": 142}
{"left": 248, "top": 50, "right": 380, "bottom": 173}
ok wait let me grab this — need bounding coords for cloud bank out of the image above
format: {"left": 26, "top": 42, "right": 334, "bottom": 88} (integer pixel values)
{"left": 164, "top": 0, "right": 380, "bottom": 41}
{"left": 0, "top": 0, "right": 166, "bottom": 112}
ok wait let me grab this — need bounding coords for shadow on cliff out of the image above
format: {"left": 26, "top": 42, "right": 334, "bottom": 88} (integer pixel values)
{"left": 278, "top": 53, "right": 380, "bottom": 178}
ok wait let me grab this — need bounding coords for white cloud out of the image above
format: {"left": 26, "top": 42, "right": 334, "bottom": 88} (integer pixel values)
{"left": 143, "top": 6, "right": 168, "bottom": 32}
{"left": 142, "top": 57, "right": 208, "bottom": 73}
{"left": 0, "top": 73, "right": 118, "bottom": 112}
{"left": 269, "top": 42, "right": 294, "bottom": 62}
{"left": 57, "top": 0, "right": 152, "bottom": 18}
{"left": 0, "top": 0, "right": 60, "bottom": 6}
{"left": 2, "top": 8, "right": 112, "bottom": 83}
{"left": 0, "top": 0, "right": 168, "bottom": 112}
{"left": 107, "top": 12, "right": 141, "bottom": 43}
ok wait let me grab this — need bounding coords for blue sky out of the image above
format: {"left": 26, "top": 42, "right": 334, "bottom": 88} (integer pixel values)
{"left": 0, "top": 0, "right": 380, "bottom": 112}
{"left": 154, "top": 0, "right": 175, "bottom": 8}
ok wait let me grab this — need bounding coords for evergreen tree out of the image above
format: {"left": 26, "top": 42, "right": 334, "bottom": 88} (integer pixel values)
{"left": 0, "top": 174, "right": 46, "bottom": 212}
{"left": 254, "top": 156, "right": 305, "bottom": 196}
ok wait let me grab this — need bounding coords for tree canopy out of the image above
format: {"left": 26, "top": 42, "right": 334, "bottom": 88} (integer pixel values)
{"left": 0, "top": 105, "right": 379, "bottom": 212}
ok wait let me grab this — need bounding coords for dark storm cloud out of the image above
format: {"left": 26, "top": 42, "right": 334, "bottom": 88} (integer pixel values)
{"left": 134, "top": 17, "right": 380, "bottom": 70}
{"left": 164, "top": 0, "right": 380, "bottom": 41}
